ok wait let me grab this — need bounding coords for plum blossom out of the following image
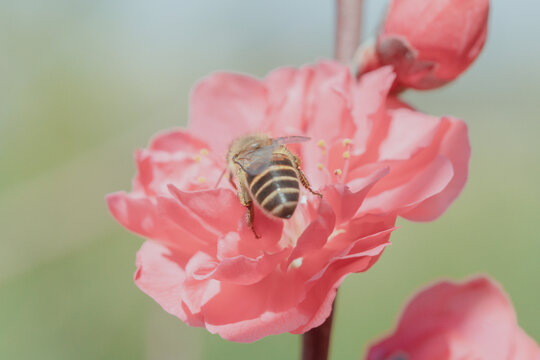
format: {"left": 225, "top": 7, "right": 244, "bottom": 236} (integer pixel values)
{"left": 366, "top": 276, "right": 540, "bottom": 360}
{"left": 107, "top": 61, "right": 470, "bottom": 342}
{"left": 358, "top": 0, "right": 490, "bottom": 90}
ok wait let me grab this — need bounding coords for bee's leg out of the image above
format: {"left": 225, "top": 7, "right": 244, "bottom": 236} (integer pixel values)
{"left": 285, "top": 149, "right": 323, "bottom": 198}
{"left": 246, "top": 201, "right": 260, "bottom": 239}
{"left": 297, "top": 166, "right": 323, "bottom": 198}
{"left": 237, "top": 171, "right": 261, "bottom": 238}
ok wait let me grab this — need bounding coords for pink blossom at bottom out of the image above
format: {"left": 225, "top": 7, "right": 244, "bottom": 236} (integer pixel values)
{"left": 366, "top": 276, "right": 540, "bottom": 360}
{"left": 107, "top": 61, "right": 471, "bottom": 342}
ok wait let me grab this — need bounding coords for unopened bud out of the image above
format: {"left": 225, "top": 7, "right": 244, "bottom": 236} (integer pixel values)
{"left": 374, "top": 0, "right": 489, "bottom": 90}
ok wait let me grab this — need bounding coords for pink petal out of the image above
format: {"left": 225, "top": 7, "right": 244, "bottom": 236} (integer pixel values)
{"left": 132, "top": 129, "right": 224, "bottom": 195}
{"left": 167, "top": 185, "right": 245, "bottom": 234}
{"left": 134, "top": 241, "right": 192, "bottom": 324}
{"left": 195, "top": 241, "right": 289, "bottom": 285}
{"left": 157, "top": 195, "right": 221, "bottom": 245}
{"left": 149, "top": 128, "right": 211, "bottom": 154}
{"left": 263, "top": 66, "right": 313, "bottom": 135}
{"left": 354, "top": 66, "right": 396, "bottom": 119}
{"left": 189, "top": 72, "right": 267, "bottom": 155}
{"left": 201, "top": 271, "right": 307, "bottom": 340}
{"left": 352, "top": 66, "right": 396, "bottom": 155}
{"left": 339, "top": 214, "right": 398, "bottom": 255}
{"left": 360, "top": 155, "right": 454, "bottom": 215}
{"left": 378, "top": 108, "right": 441, "bottom": 161}
{"left": 510, "top": 328, "right": 540, "bottom": 360}
{"left": 401, "top": 117, "right": 470, "bottom": 221}
{"left": 206, "top": 308, "right": 309, "bottom": 343}
{"left": 106, "top": 192, "right": 208, "bottom": 257}
{"left": 287, "top": 199, "right": 336, "bottom": 266}
{"left": 134, "top": 149, "right": 222, "bottom": 195}
{"left": 306, "top": 61, "right": 355, "bottom": 144}
{"left": 355, "top": 109, "right": 470, "bottom": 220}
{"left": 181, "top": 252, "right": 221, "bottom": 314}
{"left": 240, "top": 205, "right": 286, "bottom": 253}
{"left": 324, "top": 167, "right": 389, "bottom": 224}
{"left": 107, "top": 192, "right": 159, "bottom": 239}
{"left": 298, "top": 214, "right": 397, "bottom": 287}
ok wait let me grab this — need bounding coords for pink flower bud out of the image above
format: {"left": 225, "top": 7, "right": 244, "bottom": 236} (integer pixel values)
{"left": 366, "top": 276, "right": 540, "bottom": 360}
{"left": 376, "top": 0, "right": 489, "bottom": 90}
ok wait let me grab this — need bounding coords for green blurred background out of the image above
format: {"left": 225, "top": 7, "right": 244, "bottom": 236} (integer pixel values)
{"left": 1, "top": 1, "right": 539, "bottom": 359}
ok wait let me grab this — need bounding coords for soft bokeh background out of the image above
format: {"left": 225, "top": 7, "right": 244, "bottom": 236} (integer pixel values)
{"left": 1, "top": 1, "right": 539, "bottom": 359}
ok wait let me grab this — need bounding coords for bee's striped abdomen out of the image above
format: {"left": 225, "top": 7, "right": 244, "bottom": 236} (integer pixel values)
{"left": 247, "top": 155, "right": 300, "bottom": 219}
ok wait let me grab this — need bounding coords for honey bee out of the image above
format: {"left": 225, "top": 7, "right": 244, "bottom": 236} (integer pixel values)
{"left": 226, "top": 134, "right": 322, "bottom": 238}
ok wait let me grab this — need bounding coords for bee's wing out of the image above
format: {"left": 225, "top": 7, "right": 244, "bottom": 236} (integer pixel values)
{"left": 272, "top": 136, "right": 311, "bottom": 145}
{"left": 234, "top": 145, "right": 275, "bottom": 176}
{"left": 244, "top": 145, "right": 275, "bottom": 175}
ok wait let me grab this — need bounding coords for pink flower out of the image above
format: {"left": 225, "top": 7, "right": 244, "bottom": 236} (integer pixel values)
{"left": 361, "top": 0, "right": 489, "bottom": 90}
{"left": 107, "top": 61, "right": 470, "bottom": 342}
{"left": 366, "top": 276, "right": 540, "bottom": 360}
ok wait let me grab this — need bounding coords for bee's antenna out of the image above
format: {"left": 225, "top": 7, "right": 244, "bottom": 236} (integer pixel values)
{"left": 214, "top": 168, "right": 226, "bottom": 188}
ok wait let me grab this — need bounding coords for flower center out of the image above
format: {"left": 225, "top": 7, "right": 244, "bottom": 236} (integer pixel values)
{"left": 316, "top": 138, "right": 354, "bottom": 184}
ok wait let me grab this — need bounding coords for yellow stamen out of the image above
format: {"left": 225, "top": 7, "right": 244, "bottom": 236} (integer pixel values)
{"left": 197, "top": 176, "right": 206, "bottom": 184}
{"left": 342, "top": 138, "right": 352, "bottom": 146}
{"left": 334, "top": 169, "right": 342, "bottom": 176}
{"left": 200, "top": 148, "right": 209, "bottom": 156}
{"left": 342, "top": 151, "right": 350, "bottom": 159}
{"left": 317, "top": 139, "right": 326, "bottom": 149}
{"left": 194, "top": 155, "right": 201, "bottom": 162}
{"left": 317, "top": 163, "right": 324, "bottom": 170}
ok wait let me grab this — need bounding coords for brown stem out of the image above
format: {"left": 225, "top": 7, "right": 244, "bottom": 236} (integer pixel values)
{"left": 301, "top": 299, "right": 336, "bottom": 360}
{"left": 334, "top": 0, "right": 363, "bottom": 64}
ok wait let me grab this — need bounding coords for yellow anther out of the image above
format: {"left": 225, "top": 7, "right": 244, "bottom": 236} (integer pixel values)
{"left": 317, "top": 163, "right": 324, "bottom": 170}
{"left": 342, "top": 151, "right": 350, "bottom": 159}
{"left": 200, "top": 148, "right": 209, "bottom": 156}
{"left": 197, "top": 176, "right": 206, "bottom": 184}
{"left": 334, "top": 169, "right": 342, "bottom": 176}
{"left": 317, "top": 139, "right": 326, "bottom": 149}
{"left": 342, "top": 138, "right": 352, "bottom": 146}
{"left": 194, "top": 155, "right": 201, "bottom": 162}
